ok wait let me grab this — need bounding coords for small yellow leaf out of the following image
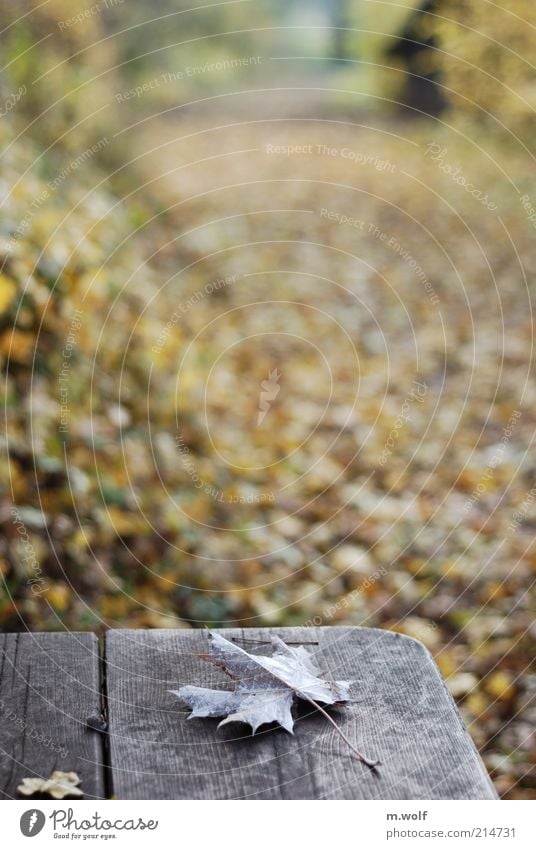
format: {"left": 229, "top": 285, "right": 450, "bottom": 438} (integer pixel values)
{"left": 485, "top": 671, "right": 515, "bottom": 702}
{"left": 0, "top": 276, "right": 18, "bottom": 314}
{"left": 42, "top": 583, "right": 71, "bottom": 611}
{"left": 0, "top": 329, "right": 35, "bottom": 363}
{"left": 18, "top": 771, "right": 83, "bottom": 800}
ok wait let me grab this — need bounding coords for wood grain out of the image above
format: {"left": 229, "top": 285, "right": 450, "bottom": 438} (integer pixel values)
{"left": 0, "top": 632, "right": 105, "bottom": 799}
{"left": 105, "top": 626, "right": 497, "bottom": 800}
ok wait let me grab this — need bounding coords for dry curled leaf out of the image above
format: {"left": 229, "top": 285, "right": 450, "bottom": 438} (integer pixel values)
{"left": 18, "top": 771, "right": 83, "bottom": 799}
{"left": 171, "top": 632, "right": 378, "bottom": 767}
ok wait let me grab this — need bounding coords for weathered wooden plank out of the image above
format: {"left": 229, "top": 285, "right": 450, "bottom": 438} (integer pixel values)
{"left": 105, "top": 626, "right": 497, "bottom": 799}
{"left": 0, "top": 632, "right": 105, "bottom": 799}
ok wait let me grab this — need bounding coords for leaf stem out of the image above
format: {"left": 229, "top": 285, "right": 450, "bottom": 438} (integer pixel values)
{"left": 302, "top": 695, "right": 379, "bottom": 770}
{"left": 231, "top": 637, "right": 319, "bottom": 646}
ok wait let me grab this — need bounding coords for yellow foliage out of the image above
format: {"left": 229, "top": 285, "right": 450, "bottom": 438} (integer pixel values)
{"left": 0, "top": 330, "right": 35, "bottom": 364}
{"left": 485, "top": 671, "right": 515, "bottom": 703}
{"left": 0, "top": 276, "right": 17, "bottom": 315}
{"left": 466, "top": 691, "right": 488, "bottom": 718}
{"left": 99, "top": 595, "right": 133, "bottom": 620}
{"left": 427, "top": 0, "right": 536, "bottom": 141}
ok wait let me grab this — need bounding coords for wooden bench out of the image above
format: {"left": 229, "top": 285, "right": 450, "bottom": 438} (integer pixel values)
{"left": 0, "top": 627, "right": 497, "bottom": 799}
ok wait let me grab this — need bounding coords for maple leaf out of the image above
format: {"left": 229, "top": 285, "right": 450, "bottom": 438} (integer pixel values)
{"left": 171, "top": 632, "right": 378, "bottom": 768}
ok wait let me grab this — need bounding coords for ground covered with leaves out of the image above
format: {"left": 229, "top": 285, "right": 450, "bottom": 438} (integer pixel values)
{"left": 1, "top": 102, "right": 535, "bottom": 797}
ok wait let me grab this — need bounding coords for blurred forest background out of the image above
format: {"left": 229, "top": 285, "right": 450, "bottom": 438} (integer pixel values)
{"left": 1, "top": 0, "right": 535, "bottom": 796}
